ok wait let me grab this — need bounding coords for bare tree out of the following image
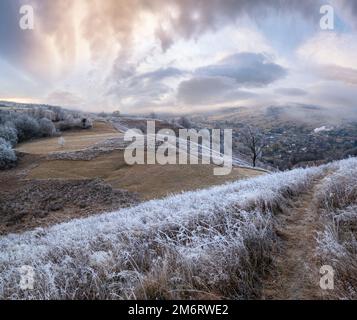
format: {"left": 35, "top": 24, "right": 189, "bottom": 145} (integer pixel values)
{"left": 239, "top": 125, "right": 266, "bottom": 167}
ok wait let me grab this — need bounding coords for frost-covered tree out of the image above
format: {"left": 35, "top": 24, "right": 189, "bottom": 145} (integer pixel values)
{"left": 0, "top": 123, "right": 18, "bottom": 146}
{"left": 13, "top": 114, "right": 40, "bottom": 142}
{"left": 0, "top": 138, "right": 17, "bottom": 170}
{"left": 38, "top": 118, "right": 56, "bottom": 137}
{"left": 112, "top": 110, "right": 121, "bottom": 117}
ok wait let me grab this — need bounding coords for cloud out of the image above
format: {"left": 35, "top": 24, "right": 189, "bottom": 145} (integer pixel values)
{"left": 0, "top": 0, "right": 77, "bottom": 80}
{"left": 196, "top": 52, "right": 287, "bottom": 87}
{"left": 297, "top": 32, "right": 357, "bottom": 69}
{"left": 1, "top": 0, "right": 356, "bottom": 113}
{"left": 137, "top": 67, "right": 184, "bottom": 82}
{"left": 308, "top": 81, "right": 357, "bottom": 110}
{"left": 47, "top": 90, "right": 84, "bottom": 107}
{"left": 106, "top": 66, "right": 184, "bottom": 109}
{"left": 275, "top": 88, "right": 308, "bottom": 96}
{"left": 318, "top": 64, "right": 357, "bottom": 85}
{"left": 150, "top": 0, "right": 321, "bottom": 51}
{"left": 177, "top": 76, "right": 255, "bottom": 105}
{"left": 0, "top": 0, "right": 320, "bottom": 72}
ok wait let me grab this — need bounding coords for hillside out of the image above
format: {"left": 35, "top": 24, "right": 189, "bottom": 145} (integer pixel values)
{"left": 188, "top": 105, "right": 357, "bottom": 170}
{"left": 1, "top": 114, "right": 261, "bottom": 234}
{"left": 1, "top": 157, "right": 356, "bottom": 299}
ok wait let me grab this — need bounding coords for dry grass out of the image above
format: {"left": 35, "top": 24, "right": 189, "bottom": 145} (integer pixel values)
{"left": 16, "top": 121, "right": 121, "bottom": 154}
{"left": 26, "top": 149, "right": 262, "bottom": 200}
{"left": 0, "top": 164, "right": 323, "bottom": 300}
{"left": 315, "top": 158, "right": 357, "bottom": 299}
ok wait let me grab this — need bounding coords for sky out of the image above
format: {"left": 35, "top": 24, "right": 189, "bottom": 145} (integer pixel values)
{"left": 0, "top": 0, "right": 357, "bottom": 114}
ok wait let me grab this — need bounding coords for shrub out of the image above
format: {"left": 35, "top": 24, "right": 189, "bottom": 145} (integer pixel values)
{"left": 0, "top": 123, "right": 18, "bottom": 146}
{"left": 0, "top": 138, "right": 17, "bottom": 170}
{"left": 57, "top": 118, "right": 77, "bottom": 131}
{"left": 38, "top": 118, "right": 56, "bottom": 137}
{"left": 13, "top": 114, "right": 40, "bottom": 142}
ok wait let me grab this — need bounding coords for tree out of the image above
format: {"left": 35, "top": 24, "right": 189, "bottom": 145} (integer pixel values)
{"left": 112, "top": 110, "right": 121, "bottom": 117}
{"left": 38, "top": 118, "right": 56, "bottom": 137}
{"left": 0, "top": 138, "right": 17, "bottom": 170}
{"left": 177, "top": 116, "right": 192, "bottom": 129}
{"left": 13, "top": 114, "right": 40, "bottom": 142}
{"left": 239, "top": 125, "right": 266, "bottom": 167}
{"left": 0, "top": 123, "right": 18, "bottom": 147}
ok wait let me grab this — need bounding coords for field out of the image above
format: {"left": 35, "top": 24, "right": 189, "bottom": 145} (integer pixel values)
{"left": 0, "top": 120, "right": 262, "bottom": 234}
{"left": 27, "top": 150, "right": 261, "bottom": 200}
{"left": 17, "top": 120, "right": 262, "bottom": 200}
{"left": 16, "top": 121, "right": 121, "bottom": 154}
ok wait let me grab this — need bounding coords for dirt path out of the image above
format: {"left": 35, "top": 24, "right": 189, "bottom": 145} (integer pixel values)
{"left": 262, "top": 177, "right": 326, "bottom": 299}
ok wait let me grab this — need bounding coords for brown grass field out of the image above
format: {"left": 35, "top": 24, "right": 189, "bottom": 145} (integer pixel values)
{"left": 16, "top": 121, "right": 122, "bottom": 154}
{"left": 0, "top": 121, "right": 263, "bottom": 234}
{"left": 27, "top": 149, "right": 262, "bottom": 200}
{"left": 16, "top": 120, "right": 263, "bottom": 200}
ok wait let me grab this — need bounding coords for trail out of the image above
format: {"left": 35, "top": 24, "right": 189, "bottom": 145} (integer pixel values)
{"left": 262, "top": 176, "right": 327, "bottom": 300}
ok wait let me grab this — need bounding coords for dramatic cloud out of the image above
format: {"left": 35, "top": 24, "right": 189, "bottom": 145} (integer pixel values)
{"left": 0, "top": 0, "right": 357, "bottom": 112}
{"left": 196, "top": 53, "right": 287, "bottom": 87}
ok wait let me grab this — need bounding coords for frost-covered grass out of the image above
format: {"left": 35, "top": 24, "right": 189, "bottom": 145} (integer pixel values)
{"left": 316, "top": 157, "right": 357, "bottom": 211}
{"left": 0, "top": 165, "right": 324, "bottom": 299}
{"left": 316, "top": 157, "right": 357, "bottom": 299}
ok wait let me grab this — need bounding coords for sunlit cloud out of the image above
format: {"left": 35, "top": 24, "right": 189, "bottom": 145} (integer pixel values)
{"left": 0, "top": 0, "right": 356, "bottom": 113}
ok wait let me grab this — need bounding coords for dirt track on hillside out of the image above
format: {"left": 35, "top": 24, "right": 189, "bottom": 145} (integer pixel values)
{"left": 261, "top": 176, "right": 329, "bottom": 299}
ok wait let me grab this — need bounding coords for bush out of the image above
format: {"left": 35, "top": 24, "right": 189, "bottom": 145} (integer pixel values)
{"left": 57, "top": 118, "right": 77, "bottom": 131}
{"left": 38, "top": 118, "right": 56, "bottom": 137}
{"left": 13, "top": 114, "right": 40, "bottom": 142}
{"left": 0, "top": 138, "right": 17, "bottom": 170}
{"left": 0, "top": 123, "right": 18, "bottom": 146}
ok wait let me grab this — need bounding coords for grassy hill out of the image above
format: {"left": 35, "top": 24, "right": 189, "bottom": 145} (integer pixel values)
{"left": 0, "top": 157, "right": 356, "bottom": 299}
{"left": 1, "top": 119, "right": 262, "bottom": 234}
